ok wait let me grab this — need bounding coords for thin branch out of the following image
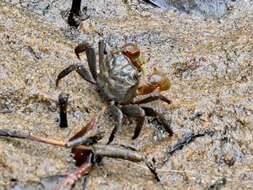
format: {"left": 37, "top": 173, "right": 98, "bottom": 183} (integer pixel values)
{"left": 54, "top": 161, "right": 92, "bottom": 190}
{"left": 0, "top": 129, "right": 65, "bottom": 147}
{"left": 0, "top": 128, "right": 159, "bottom": 181}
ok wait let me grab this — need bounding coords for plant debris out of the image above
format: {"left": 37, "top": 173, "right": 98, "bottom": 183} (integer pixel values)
{"left": 0, "top": 112, "right": 161, "bottom": 189}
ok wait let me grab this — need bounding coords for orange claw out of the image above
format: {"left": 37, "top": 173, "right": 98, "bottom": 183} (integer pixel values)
{"left": 137, "top": 68, "right": 170, "bottom": 95}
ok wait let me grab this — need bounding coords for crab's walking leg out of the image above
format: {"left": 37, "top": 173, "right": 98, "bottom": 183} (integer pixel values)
{"left": 121, "top": 105, "right": 145, "bottom": 139}
{"left": 133, "top": 117, "right": 145, "bottom": 139}
{"left": 141, "top": 106, "right": 173, "bottom": 136}
{"left": 134, "top": 94, "right": 172, "bottom": 105}
{"left": 99, "top": 40, "right": 105, "bottom": 67}
{"left": 107, "top": 105, "right": 123, "bottom": 144}
{"left": 56, "top": 64, "right": 95, "bottom": 87}
{"left": 98, "top": 39, "right": 108, "bottom": 75}
{"left": 75, "top": 43, "right": 97, "bottom": 81}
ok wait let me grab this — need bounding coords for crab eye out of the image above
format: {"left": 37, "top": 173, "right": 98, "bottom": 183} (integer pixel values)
{"left": 122, "top": 44, "right": 140, "bottom": 58}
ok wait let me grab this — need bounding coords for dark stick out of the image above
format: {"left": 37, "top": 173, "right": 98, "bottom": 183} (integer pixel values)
{"left": 0, "top": 128, "right": 160, "bottom": 181}
{"left": 67, "top": 0, "right": 89, "bottom": 27}
{"left": 163, "top": 130, "right": 214, "bottom": 164}
{"left": 58, "top": 92, "right": 69, "bottom": 128}
{"left": 0, "top": 129, "right": 66, "bottom": 147}
{"left": 92, "top": 144, "right": 161, "bottom": 181}
{"left": 70, "top": 0, "right": 82, "bottom": 16}
{"left": 167, "top": 132, "right": 205, "bottom": 156}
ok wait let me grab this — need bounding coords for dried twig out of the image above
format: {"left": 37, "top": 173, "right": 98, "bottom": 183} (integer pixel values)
{"left": 58, "top": 92, "right": 69, "bottom": 128}
{"left": 0, "top": 107, "right": 160, "bottom": 188}
{"left": 0, "top": 128, "right": 160, "bottom": 181}
{"left": 54, "top": 157, "right": 92, "bottom": 190}
{"left": 163, "top": 130, "right": 214, "bottom": 164}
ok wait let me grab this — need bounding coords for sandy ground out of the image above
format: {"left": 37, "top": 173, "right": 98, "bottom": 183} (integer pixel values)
{"left": 0, "top": 0, "right": 253, "bottom": 189}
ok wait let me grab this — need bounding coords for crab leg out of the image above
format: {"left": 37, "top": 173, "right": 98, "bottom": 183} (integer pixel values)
{"left": 133, "top": 94, "right": 171, "bottom": 105}
{"left": 141, "top": 106, "right": 173, "bottom": 136}
{"left": 98, "top": 40, "right": 105, "bottom": 69}
{"left": 133, "top": 117, "right": 145, "bottom": 139}
{"left": 56, "top": 64, "right": 95, "bottom": 86}
{"left": 121, "top": 105, "right": 146, "bottom": 139}
{"left": 75, "top": 43, "right": 97, "bottom": 81}
{"left": 98, "top": 39, "right": 111, "bottom": 80}
{"left": 107, "top": 105, "right": 123, "bottom": 144}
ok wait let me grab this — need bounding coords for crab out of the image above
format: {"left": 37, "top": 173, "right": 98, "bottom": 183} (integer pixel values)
{"left": 56, "top": 39, "right": 173, "bottom": 144}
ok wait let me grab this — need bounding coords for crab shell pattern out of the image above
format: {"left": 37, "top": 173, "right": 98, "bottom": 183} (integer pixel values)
{"left": 97, "top": 52, "right": 141, "bottom": 104}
